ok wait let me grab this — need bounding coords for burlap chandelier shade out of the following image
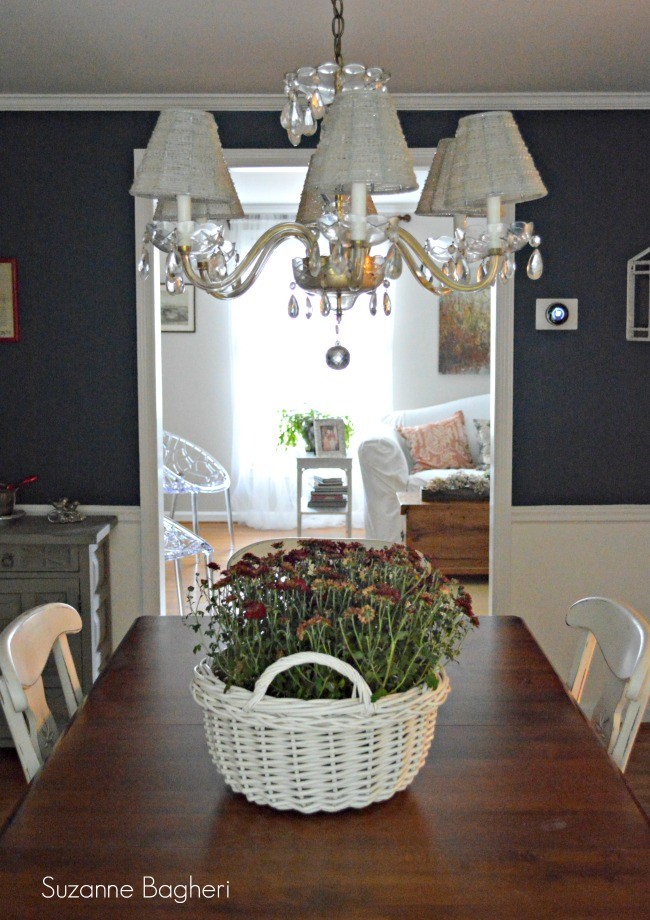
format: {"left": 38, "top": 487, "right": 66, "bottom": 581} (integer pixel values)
{"left": 445, "top": 111, "right": 547, "bottom": 209}
{"left": 308, "top": 89, "right": 417, "bottom": 196}
{"left": 130, "top": 109, "right": 244, "bottom": 211}
{"left": 296, "top": 155, "right": 377, "bottom": 223}
{"left": 415, "top": 139, "right": 486, "bottom": 218}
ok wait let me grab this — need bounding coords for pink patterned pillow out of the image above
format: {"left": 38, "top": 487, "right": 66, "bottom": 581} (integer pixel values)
{"left": 398, "top": 411, "right": 474, "bottom": 472}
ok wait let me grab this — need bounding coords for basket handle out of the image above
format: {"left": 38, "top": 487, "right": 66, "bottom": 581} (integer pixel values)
{"left": 245, "top": 652, "right": 375, "bottom": 713}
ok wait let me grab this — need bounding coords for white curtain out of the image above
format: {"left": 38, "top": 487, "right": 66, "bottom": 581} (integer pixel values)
{"left": 229, "top": 214, "right": 394, "bottom": 530}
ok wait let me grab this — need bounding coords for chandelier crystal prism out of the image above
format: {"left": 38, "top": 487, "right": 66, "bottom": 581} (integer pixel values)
{"left": 131, "top": 0, "right": 547, "bottom": 367}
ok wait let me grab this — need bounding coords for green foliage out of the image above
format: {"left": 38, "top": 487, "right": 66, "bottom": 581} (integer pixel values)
{"left": 185, "top": 541, "right": 478, "bottom": 702}
{"left": 277, "top": 409, "right": 354, "bottom": 452}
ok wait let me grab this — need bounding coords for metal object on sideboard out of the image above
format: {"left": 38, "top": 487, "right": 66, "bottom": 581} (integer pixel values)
{"left": 0, "top": 514, "right": 117, "bottom": 745}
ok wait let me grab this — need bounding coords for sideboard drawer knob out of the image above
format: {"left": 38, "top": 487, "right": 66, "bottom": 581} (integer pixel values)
{"left": 1, "top": 553, "right": 14, "bottom": 569}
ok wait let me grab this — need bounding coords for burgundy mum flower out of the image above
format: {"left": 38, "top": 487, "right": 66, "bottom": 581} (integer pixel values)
{"left": 243, "top": 600, "right": 267, "bottom": 620}
{"left": 207, "top": 561, "right": 221, "bottom": 571}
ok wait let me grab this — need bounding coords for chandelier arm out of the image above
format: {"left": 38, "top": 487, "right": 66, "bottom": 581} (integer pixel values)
{"left": 178, "top": 223, "right": 317, "bottom": 300}
{"left": 397, "top": 227, "right": 501, "bottom": 293}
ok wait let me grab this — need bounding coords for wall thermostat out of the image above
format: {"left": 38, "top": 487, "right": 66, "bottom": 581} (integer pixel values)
{"left": 536, "top": 298, "right": 578, "bottom": 330}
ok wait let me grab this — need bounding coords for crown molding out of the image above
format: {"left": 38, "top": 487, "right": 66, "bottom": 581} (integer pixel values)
{"left": 0, "top": 91, "right": 648, "bottom": 112}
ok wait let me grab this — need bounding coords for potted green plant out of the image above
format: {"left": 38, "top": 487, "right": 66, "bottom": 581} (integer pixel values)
{"left": 186, "top": 540, "right": 477, "bottom": 813}
{"left": 277, "top": 409, "right": 354, "bottom": 454}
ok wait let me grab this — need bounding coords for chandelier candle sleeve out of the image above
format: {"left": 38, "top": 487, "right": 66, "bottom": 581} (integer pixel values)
{"left": 487, "top": 195, "right": 502, "bottom": 248}
{"left": 177, "top": 194, "right": 193, "bottom": 245}
{"left": 350, "top": 181, "right": 367, "bottom": 241}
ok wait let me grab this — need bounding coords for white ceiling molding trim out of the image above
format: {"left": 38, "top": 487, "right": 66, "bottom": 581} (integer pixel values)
{"left": 1, "top": 92, "right": 649, "bottom": 112}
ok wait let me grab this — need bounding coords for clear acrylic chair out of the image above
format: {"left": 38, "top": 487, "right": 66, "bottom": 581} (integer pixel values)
{"left": 163, "top": 517, "right": 214, "bottom": 615}
{"left": 163, "top": 430, "right": 235, "bottom": 551}
{"left": 566, "top": 596, "right": 650, "bottom": 771}
{"left": 0, "top": 602, "right": 83, "bottom": 781}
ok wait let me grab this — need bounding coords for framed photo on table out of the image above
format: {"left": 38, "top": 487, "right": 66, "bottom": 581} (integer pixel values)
{"left": 160, "top": 284, "right": 195, "bottom": 332}
{"left": 314, "top": 418, "right": 346, "bottom": 457}
{"left": 0, "top": 259, "right": 19, "bottom": 342}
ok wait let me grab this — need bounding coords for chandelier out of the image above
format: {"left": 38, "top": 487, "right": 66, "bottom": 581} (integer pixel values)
{"left": 131, "top": 0, "right": 546, "bottom": 368}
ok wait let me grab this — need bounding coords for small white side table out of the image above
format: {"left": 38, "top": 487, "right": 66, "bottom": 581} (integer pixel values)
{"left": 296, "top": 456, "right": 353, "bottom": 538}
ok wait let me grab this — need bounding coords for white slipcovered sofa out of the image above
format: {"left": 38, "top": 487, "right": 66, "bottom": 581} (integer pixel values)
{"left": 358, "top": 393, "right": 490, "bottom": 542}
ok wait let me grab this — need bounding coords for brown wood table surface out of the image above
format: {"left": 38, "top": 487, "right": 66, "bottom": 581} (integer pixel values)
{"left": 0, "top": 616, "right": 648, "bottom": 919}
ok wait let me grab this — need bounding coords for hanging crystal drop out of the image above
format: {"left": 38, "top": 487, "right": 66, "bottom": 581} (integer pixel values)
{"left": 288, "top": 294, "right": 299, "bottom": 318}
{"left": 383, "top": 291, "right": 392, "bottom": 316}
{"left": 305, "top": 296, "right": 313, "bottom": 319}
{"left": 280, "top": 100, "right": 292, "bottom": 131}
{"left": 289, "top": 97, "right": 303, "bottom": 134}
{"left": 310, "top": 90, "right": 325, "bottom": 119}
{"left": 173, "top": 275, "right": 185, "bottom": 295}
{"left": 137, "top": 247, "right": 150, "bottom": 280}
{"left": 325, "top": 342, "right": 351, "bottom": 370}
{"left": 320, "top": 293, "right": 331, "bottom": 316}
{"left": 165, "top": 276, "right": 176, "bottom": 294}
{"left": 308, "top": 244, "right": 321, "bottom": 277}
{"left": 165, "top": 250, "right": 181, "bottom": 279}
{"left": 443, "top": 259, "right": 454, "bottom": 278}
{"left": 530, "top": 234, "right": 542, "bottom": 248}
{"left": 208, "top": 250, "right": 227, "bottom": 281}
{"left": 287, "top": 130, "right": 301, "bottom": 147}
{"left": 302, "top": 107, "right": 317, "bottom": 137}
{"left": 459, "top": 258, "right": 471, "bottom": 284}
{"left": 500, "top": 254, "right": 515, "bottom": 283}
{"left": 369, "top": 290, "right": 378, "bottom": 315}
{"left": 384, "top": 243, "right": 403, "bottom": 280}
{"left": 476, "top": 259, "right": 488, "bottom": 284}
{"left": 527, "top": 249, "right": 544, "bottom": 280}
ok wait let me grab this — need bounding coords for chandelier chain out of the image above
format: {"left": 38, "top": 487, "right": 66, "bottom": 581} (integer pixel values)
{"left": 331, "top": 0, "right": 344, "bottom": 67}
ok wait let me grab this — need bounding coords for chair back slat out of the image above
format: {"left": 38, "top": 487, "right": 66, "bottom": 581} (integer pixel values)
{"left": 566, "top": 596, "right": 650, "bottom": 771}
{"left": 0, "top": 602, "right": 83, "bottom": 781}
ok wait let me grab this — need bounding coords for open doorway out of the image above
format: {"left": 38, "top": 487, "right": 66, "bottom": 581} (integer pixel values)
{"left": 135, "top": 149, "right": 514, "bottom": 618}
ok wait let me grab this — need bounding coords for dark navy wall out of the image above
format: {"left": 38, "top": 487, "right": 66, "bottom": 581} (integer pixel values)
{"left": 0, "top": 108, "right": 647, "bottom": 505}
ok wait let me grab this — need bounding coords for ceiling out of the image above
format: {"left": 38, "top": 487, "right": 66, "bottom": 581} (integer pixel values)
{"left": 1, "top": 1, "right": 649, "bottom": 98}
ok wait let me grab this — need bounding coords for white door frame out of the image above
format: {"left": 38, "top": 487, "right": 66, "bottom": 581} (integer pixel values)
{"left": 134, "top": 148, "right": 514, "bottom": 617}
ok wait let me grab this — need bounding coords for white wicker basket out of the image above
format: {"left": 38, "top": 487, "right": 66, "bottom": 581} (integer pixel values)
{"left": 191, "top": 651, "right": 450, "bottom": 814}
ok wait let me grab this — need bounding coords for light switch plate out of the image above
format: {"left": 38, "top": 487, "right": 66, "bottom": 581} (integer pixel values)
{"left": 536, "top": 298, "right": 578, "bottom": 330}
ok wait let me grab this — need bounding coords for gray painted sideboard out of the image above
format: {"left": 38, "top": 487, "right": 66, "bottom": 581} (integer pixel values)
{"left": 0, "top": 514, "right": 117, "bottom": 744}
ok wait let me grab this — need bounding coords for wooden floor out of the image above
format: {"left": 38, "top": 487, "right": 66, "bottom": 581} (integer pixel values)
{"left": 1, "top": 521, "right": 648, "bottom": 827}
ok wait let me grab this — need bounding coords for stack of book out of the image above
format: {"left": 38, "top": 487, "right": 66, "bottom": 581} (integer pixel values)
{"left": 308, "top": 475, "right": 348, "bottom": 511}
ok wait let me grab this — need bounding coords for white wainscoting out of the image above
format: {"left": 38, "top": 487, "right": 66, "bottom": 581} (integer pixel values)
{"left": 18, "top": 505, "right": 143, "bottom": 649}
{"left": 509, "top": 506, "right": 650, "bottom": 711}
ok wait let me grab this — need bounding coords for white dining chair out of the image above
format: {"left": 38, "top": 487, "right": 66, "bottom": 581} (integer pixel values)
{"left": 566, "top": 596, "right": 650, "bottom": 771}
{"left": 228, "top": 537, "right": 396, "bottom": 567}
{"left": 163, "top": 517, "right": 214, "bottom": 615}
{"left": 163, "top": 430, "right": 235, "bottom": 551}
{"left": 0, "top": 602, "right": 83, "bottom": 782}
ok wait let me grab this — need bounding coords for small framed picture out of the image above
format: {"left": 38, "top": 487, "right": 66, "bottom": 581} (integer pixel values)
{"left": 0, "top": 259, "right": 19, "bottom": 342}
{"left": 314, "top": 418, "right": 346, "bottom": 457}
{"left": 160, "top": 284, "right": 195, "bottom": 332}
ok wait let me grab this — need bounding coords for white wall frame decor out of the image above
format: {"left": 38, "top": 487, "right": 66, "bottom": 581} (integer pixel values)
{"left": 626, "top": 246, "right": 650, "bottom": 341}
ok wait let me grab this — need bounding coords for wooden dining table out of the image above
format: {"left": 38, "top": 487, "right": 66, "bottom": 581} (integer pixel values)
{"left": 0, "top": 615, "right": 648, "bottom": 918}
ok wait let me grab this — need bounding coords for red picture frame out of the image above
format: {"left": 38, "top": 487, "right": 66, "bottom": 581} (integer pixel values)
{"left": 0, "top": 258, "right": 19, "bottom": 342}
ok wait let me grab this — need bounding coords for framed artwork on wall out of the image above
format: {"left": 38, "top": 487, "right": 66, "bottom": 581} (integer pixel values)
{"left": 0, "top": 259, "right": 19, "bottom": 342}
{"left": 160, "top": 285, "right": 195, "bottom": 333}
{"left": 314, "top": 418, "right": 347, "bottom": 457}
{"left": 438, "top": 289, "right": 490, "bottom": 375}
